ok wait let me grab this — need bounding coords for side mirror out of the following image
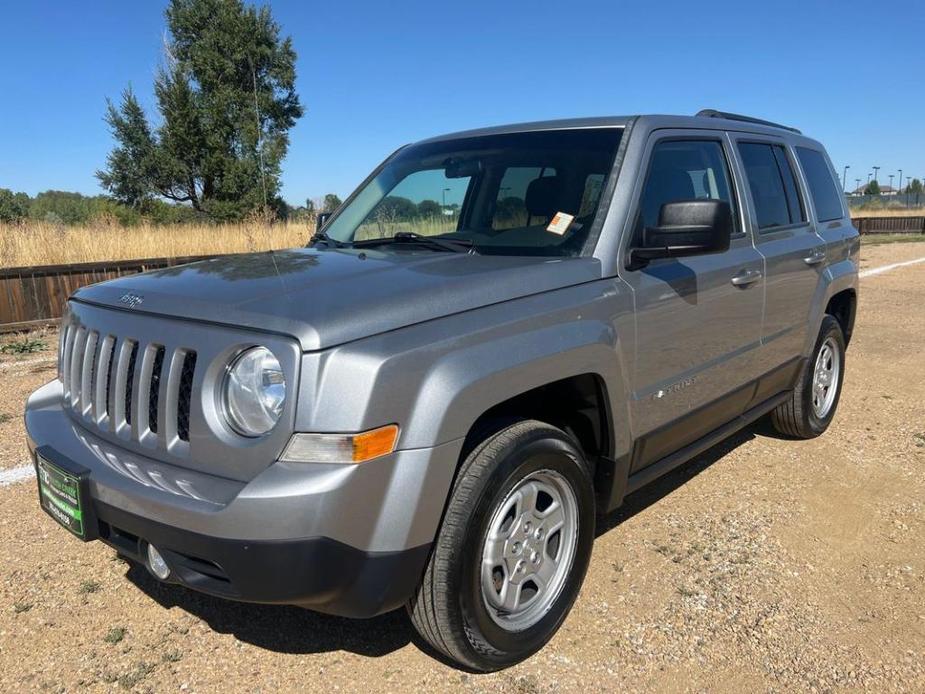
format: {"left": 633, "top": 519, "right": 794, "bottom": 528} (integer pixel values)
{"left": 316, "top": 212, "right": 332, "bottom": 232}
{"left": 631, "top": 199, "right": 732, "bottom": 266}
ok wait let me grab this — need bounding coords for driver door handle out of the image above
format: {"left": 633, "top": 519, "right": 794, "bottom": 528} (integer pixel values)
{"left": 731, "top": 269, "right": 762, "bottom": 287}
{"left": 804, "top": 249, "right": 826, "bottom": 266}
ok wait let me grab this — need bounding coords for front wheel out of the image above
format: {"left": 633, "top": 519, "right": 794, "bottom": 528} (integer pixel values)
{"left": 771, "top": 314, "right": 846, "bottom": 438}
{"left": 407, "top": 420, "right": 595, "bottom": 671}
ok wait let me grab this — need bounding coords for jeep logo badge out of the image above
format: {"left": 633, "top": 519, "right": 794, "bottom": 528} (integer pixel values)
{"left": 119, "top": 293, "right": 144, "bottom": 309}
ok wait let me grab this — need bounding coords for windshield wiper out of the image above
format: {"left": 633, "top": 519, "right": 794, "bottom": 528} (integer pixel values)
{"left": 353, "top": 231, "right": 478, "bottom": 254}
{"left": 310, "top": 230, "right": 350, "bottom": 248}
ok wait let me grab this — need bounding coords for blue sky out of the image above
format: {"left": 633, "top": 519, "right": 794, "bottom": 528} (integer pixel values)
{"left": 1, "top": 0, "right": 923, "bottom": 203}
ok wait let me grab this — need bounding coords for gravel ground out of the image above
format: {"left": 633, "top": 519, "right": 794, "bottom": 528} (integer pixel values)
{"left": 1, "top": 242, "right": 924, "bottom": 693}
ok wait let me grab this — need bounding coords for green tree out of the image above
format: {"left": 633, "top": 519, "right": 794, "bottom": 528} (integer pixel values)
{"left": 864, "top": 180, "right": 881, "bottom": 195}
{"left": 97, "top": 0, "right": 303, "bottom": 221}
{"left": 0, "top": 189, "right": 31, "bottom": 223}
{"left": 377, "top": 196, "right": 418, "bottom": 221}
{"left": 322, "top": 193, "right": 342, "bottom": 213}
{"left": 905, "top": 178, "right": 923, "bottom": 195}
{"left": 416, "top": 199, "right": 442, "bottom": 218}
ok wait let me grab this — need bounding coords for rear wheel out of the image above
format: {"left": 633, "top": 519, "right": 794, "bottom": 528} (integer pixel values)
{"left": 407, "top": 420, "right": 595, "bottom": 671}
{"left": 771, "top": 314, "right": 846, "bottom": 438}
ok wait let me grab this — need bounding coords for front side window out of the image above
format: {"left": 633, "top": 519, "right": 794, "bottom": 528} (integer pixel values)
{"left": 322, "top": 128, "right": 623, "bottom": 257}
{"left": 638, "top": 139, "right": 736, "bottom": 234}
{"left": 738, "top": 142, "right": 805, "bottom": 229}
{"left": 796, "top": 147, "right": 845, "bottom": 222}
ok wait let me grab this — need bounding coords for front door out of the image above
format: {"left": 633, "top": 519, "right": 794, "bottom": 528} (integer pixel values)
{"left": 620, "top": 132, "right": 765, "bottom": 472}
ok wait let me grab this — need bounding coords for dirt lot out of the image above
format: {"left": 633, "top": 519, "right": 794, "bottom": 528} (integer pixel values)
{"left": 1, "top": 243, "right": 924, "bottom": 692}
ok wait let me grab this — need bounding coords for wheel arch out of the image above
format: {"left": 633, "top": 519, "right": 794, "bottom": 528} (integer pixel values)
{"left": 803, "top": 259, "right": 858, "bottom": 356}
{"left": 825, "top": 288, "right": 857, "bottom": 346}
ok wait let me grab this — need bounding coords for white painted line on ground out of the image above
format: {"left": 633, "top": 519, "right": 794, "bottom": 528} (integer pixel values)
{"left": 0, "top": 464, "right": 35, "bottom": 487}
{"left": 0, "top": 356, "right": 56, "bottom": 371}
{"left": 860, "top": 255, "right": 925, "bottom": 278}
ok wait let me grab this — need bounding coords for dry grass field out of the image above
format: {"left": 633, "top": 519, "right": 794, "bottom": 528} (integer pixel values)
{"left": 0, "top": 220, "right": 311, "bottom": 268}
{"left": 1, "top": 207, "right": 923, "bottom": 268}
{"left": 848, "top": 205, "right": 925, "bottom": 218}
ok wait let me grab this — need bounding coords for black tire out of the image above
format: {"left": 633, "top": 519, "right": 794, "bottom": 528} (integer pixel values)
{"left": 407, "top": 420, "right": 595, "bottom": 671}
{"left": 771, "top": 314, "right": 846, "bottom": 438}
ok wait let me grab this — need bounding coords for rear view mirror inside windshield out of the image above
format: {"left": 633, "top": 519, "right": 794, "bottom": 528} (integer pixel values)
{"left": 444, "top": 157, "right": 482, "bottom": 178}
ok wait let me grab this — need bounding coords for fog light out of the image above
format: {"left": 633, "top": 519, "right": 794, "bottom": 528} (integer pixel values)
{"left": 146, "top": 544, "right": 171, "bottom": 580}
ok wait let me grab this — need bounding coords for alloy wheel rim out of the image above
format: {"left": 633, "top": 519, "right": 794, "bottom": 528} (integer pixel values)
{"left": 480, "top": 468, "right": 579, "bottom": 632}
{"left": 812, "top": 336, "right": 840, "bottom": 419}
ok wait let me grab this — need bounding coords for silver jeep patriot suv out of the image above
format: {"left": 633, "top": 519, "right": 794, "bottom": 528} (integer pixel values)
{"left": 26, "top": 110, "right": 858, "bottom": 671}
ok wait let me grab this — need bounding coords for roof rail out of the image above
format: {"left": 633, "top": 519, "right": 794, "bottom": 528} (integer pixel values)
{"left": 695, "top": 109, "right": 802, "bottom": 135}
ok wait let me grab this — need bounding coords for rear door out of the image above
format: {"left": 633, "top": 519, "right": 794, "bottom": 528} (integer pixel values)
{"left": 794, "top": 145, "right": 856, "bottom": 271}
{"left": 731, "top": 136, "right": 825, "bottom": 372}
{"left": 620, "top": 131, "right": 765, "bottom": 472}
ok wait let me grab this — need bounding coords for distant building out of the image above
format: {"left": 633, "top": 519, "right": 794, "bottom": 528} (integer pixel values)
{"left": 851, "top": 184, "right": 898, "bottom": 196}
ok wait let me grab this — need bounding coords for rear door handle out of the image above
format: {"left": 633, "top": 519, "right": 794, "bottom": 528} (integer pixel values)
{"left": 731, "top": 269, "right": 762, "bottom": 287}
{"left": 804, "top": 249, "right": 826, "bottom": 266}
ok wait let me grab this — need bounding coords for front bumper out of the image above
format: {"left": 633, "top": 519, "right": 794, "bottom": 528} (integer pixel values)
{"left": 26, "top": 380, "right": 462, "bottom": 617}
{"left": 91, "top": 499, "right": 431, "bottom": 617}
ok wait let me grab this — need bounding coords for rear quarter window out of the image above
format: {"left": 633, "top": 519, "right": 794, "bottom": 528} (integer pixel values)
{"left": 796, "top": 147, "right": 845, "bottom": 222}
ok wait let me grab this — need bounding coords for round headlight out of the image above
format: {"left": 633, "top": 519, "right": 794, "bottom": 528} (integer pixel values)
{"left": 222, "top": 347, "right": 286, "bottom": 437}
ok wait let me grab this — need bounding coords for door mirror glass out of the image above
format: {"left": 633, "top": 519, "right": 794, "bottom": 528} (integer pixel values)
{"left": 632, "top": 199, "right": 732, "bottom": 263}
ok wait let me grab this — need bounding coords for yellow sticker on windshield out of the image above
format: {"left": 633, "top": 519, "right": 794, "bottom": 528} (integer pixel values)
{"left": 546, "top": 212, "right": 574, "bottom": 235}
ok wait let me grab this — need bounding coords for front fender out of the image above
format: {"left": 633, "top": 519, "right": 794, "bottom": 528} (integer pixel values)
{"left": 404, "top": 318, "right": 628, "bottom": 452}
{"left": 297, "top": 280, "right": 632, "bottom": 456}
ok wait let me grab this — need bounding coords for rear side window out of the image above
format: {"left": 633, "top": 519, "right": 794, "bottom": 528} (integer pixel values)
{"left": 796, "top": 147, "right": 844, "bottom": 222}
{"left": 738, "top": 142, "right": 805, "bottom": 230}
{"left": 773, "top": 147, "right": 805, "bottom": 224}
{"left": 638, "top": 139, "right": 736, "bottom": 233}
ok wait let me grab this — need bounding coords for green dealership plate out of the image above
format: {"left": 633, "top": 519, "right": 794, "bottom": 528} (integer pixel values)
{"left": 37, "top": 454, "right": 89, "bottom": 539}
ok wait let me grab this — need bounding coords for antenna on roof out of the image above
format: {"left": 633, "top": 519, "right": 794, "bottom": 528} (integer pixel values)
{"left": 695, "top": 109, "right": 802, "bottom": 135}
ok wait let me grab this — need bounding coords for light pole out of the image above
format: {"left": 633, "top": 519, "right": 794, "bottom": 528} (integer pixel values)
{"left": 888, "top": 174, "right": 894, "bottom": 194}
{"left": 873, "top": 165, "right": 880, "bottom": 183}
{"left": 842, "top": 165, "right": 850, "bottom": 192}
{"left": 854, "top": 178, "right": 861, "bottom": 196}
{"left": 898, "top": 169, "right": 903, "bottom": 195}
{"left": 867, "top": 172, "right": 872, "bottom": 185}
{"left": 442, "top": 187, "right": 451, "bottom": 210}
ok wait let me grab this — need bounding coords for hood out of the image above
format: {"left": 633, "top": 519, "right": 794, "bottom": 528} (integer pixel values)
{"left": 72, "top": 247, "right": 603, "bottom": 351}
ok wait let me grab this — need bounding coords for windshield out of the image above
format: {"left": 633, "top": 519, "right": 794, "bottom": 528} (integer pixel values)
{"left": 321, "top": 128, "right": 623, "bottom": 256}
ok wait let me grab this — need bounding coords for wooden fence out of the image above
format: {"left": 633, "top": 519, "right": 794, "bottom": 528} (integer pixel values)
{"left": 1, "top": 216, "right": 924, "bottom": 331}
{"left": 0, "top": 254, "right": 221, "bottom": 332}
{"left": 852, "top": 216, "right": 925, "bottom": 234}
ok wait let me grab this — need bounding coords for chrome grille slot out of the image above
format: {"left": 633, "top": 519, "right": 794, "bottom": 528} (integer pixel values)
{"left": 149, "top": 346, "right": 166, "bottom": 434}
{"left": 112, "top": 339, "right": 137, "bottom": 434}
{"left": 177, "top": 352, "right": 197, "bottom": 443}
{"left": 69, "top": 327, "right": 87, "bottom": 409}
{"left": 58, "top": 324, "right": 70, "bottom": 383}
{"left": 79, "top": 331, "right": 99, "bottom": 417}
{"left": 104, "top": 338, "right": 117, "bottom": 419}
{"left": 94, "top": 336, "right": 116, "bottom": 424}
{"left": 124, "top": 342, "right": 139, "bottom": 426}
{"left": 60, "top": 324, "right": 74, "bottom": 399}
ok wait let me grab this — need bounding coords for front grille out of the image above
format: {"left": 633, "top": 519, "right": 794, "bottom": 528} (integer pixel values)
{"left": 60, "top": 325, "right": 198, "bottom": 454}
